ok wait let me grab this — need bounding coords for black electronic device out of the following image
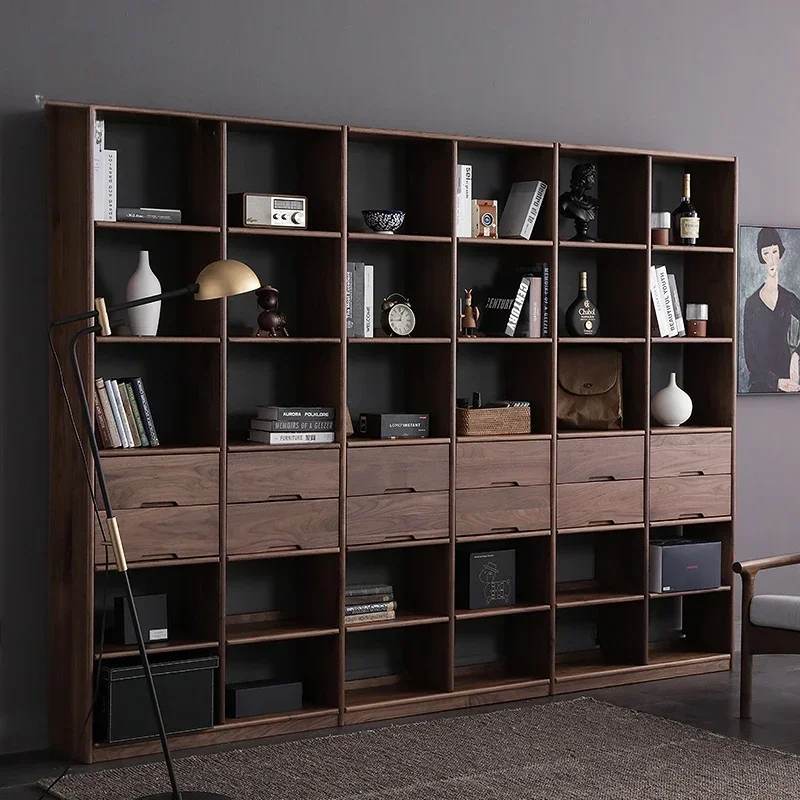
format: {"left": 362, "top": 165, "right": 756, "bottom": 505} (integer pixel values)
{"left": 113, "top": 593, "right": 168, "bottom": 646}
{"left": 649, "top": 538, "right": 721, "bottom": 593}
{"left": 359, "top": 413, "right": 429, "bottom": 439}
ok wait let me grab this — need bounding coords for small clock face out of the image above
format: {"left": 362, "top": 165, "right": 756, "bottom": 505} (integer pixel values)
{"left": 387, "top": 303, "right": 415, "bottom": 336}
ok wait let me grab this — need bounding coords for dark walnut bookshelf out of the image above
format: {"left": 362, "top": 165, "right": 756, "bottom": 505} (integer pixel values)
{"left": 47, "top": 102, "right": 737, "bottom": 762}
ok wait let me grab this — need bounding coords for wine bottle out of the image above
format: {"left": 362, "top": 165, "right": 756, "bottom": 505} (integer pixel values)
{"left": 672, "top": 173, "right": 700, "bottom": 245}
{"left": 565, "top": 271, "right": 599, "bottom": 336}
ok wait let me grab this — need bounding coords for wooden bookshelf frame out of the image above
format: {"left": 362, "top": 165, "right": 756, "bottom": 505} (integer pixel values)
{"left": 47, "top": 102, "right": 737, "bottom": 762}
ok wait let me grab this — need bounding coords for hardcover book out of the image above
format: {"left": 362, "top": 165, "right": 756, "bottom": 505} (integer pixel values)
{"left": 345, "top": 583, "right": 393, "bottom": 598}
{"left": 94, "top": 392, "right": 114, "bottom": 449}
{"left": 95, "top": 378, "right": 122, "bottom": 448}
{"left": 122, "top": 377, "right": 159, "bottom": 447}
{"left": 117, "top": 207, "right": 182, "bottom": 224}
{"left": 667, "top": 273, "right": 686, "bottom": 336}
{"left": 344, "top": 601, "right": 397, "bottom": 616}
{"left": 123, "top": 382, "right": 150, "bottom": 446}
{"left": 118, "top": 383, "right": 142, "bottom": 447}
{"left": 256, "top": 406, "right": 335, "bottom": 422}
{"left": 650, "top": 266, "right": 670, "bottom": 337}
{"left": 456, "top": 164, "right": 473, "bottom": 238}
{"left": 247, "top": 430, "right": 336, "bottom": 445}
{"left": 498, "top": 180, "right": 548, "bottom": 239}
{"left": 103, "top": 150, "right": 117, "bottom": 222}
{"left": 655, "top": 265, "right": 678, "bottom": 336}
{"left": 250, "top": 418, "right": 335, "bottom": 432}
{"left": 104, "top": 378, "right": 131, "bottom": 448}
{"left": 506, "top": 275, "right": 532, "bottom": 336}
{"left": 344, "top": 609, "right": 396, "bottom": 624}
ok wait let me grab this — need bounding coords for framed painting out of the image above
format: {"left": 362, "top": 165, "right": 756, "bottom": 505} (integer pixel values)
{"left": 738, "top": 225, "right": 800, "bottom": 394}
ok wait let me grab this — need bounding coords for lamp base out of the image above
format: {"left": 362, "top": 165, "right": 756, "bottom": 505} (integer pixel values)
{"left": 136, "top": 794, "right": 234, "bottom": 799}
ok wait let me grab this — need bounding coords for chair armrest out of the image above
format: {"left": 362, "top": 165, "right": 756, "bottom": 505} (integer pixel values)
{"left": 733, "top": 552, "right": 800, "bottom": 578}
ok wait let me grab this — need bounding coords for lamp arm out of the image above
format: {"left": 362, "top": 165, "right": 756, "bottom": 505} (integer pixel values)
{"left": 68, "top": 325, "right": 183, "bottom": 800}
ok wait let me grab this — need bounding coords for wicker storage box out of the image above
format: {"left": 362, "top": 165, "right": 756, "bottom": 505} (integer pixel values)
{"left": 456, "top": 407, "right": 531, "bottom": 436}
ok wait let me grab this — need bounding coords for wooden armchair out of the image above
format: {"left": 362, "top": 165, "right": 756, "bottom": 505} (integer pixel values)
{"left": 734, "top": 552, "right": 800, "bottom": 718}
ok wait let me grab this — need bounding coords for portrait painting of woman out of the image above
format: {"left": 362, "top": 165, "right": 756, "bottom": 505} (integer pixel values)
{"left": 739, "top": 226, "right": 800, "bottom": 394}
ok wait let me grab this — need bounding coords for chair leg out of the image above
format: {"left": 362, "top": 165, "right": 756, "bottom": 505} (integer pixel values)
{"left": 740, "top": 640, "right": 752, "bottom": 719}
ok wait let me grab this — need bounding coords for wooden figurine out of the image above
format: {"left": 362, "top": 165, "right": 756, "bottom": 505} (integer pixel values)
{"left": 255, "top": 285, "right": 289, "bottom": 337}
{"left": 460, "top": 288, "right": 480, "bottom": 336}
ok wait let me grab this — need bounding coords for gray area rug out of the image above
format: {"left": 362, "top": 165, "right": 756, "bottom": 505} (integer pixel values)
{"left": 46, "top": 698, "right": 800, "bottom": 799}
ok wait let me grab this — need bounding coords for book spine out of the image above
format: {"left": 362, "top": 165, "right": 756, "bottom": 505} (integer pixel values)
{"left": 352, "top": 263, "right": 365, "bottom": 337}
{"left": 345, "top": 601, "right": 397, "bottom": 616}
{"left": 650, "top": 266, "right": 670, "bottom": 337}
{"left": 92, "top": 120, "right": 105, "bottom": 222}
{"left": 344, "top": 609, "right": 396, "bottom": 624}
{"left": 657, "top": 266, "right": 678, "bottom": 337}
{"left": 343, "top": 593, "right": 394, "bottom": 604}
{"left": 345, "top": 265, "right": 354, "bottom": 335}
{"left": 105, "top": 379, "right": 130, "bottom": 447}
{"left": 258, "top": 407, "right": 336, "bottom": 421}
{"left": 116, "top": 208, "right": 182, "bottom": 224}
{"left": 251, "top": 419, "right": 335, "bottom": 432}
{"left": 505, "top": 276, "right": 531, "bottom": 336}
{"left": 667, "top": 273, "right": 686, "bottom": 336}
{"left": 530, "top": 276, "right": 542, "bottom": 338}
{"left": 111, "top": 380, "right": 136, "bottom": 447}
{"left": 364, "top": 264, "right": 374, "bottom": 338}
{"left": 95, "top": 378, "right": 121, "bottom": 448}
{"left": 521, "top": 181, "right": 547, "bottom": 239}
{"left": 103, "top": 150, "right": 117, "bottom": 222}
{"left": 248, "top": 431, "right": 336, "bottom": 444}
{"left": 124, "top": 382, "right": 150, "bottom": 446}
{"left": 129, "top": 377, "right": 160, "bottom": 447}
{"left": 345, "top": 584, "right": 393, "bottom": 598}
{"left": 541, "top": 264, "right": 551, "bottom": 337}
{"left": 94, "top": 392, "right": 113, "bottom": 449}
{"left": 118, "top": 382, "right": 142, "bottom": 447}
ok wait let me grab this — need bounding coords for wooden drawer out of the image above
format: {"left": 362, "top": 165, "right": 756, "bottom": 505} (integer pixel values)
{"left": 456, "top": 485, "right": 550, "bottom": 538}
{"left": 557, "top": 436, "right": 644, "bottom": 484}
{"left": 95, "top": 505, "right": 219, "bottom": 566}
{"left": 101, "top": 454, "right": 219, "bottom": 509}
{"left": 456, "top": 440, "right": 550, "bottom": 490}
{"left": 650, "top": 433, "right": 732, "bottom": 479}
{"left": 347, "top": 492, "right": 449, "bottom": 545}
{"left": 228, "top": 450, "right": 339, "bottom": 503}
{"left": 650, "top": 475, "right": 731, "bottom": 522}
{"left": 227, "top": 499, "right": 339, "bottom": 556}
{"left": 347, "top": 445, "right": 448, "bottom": 496}
{"left": 557, "top": 480, "right": 643, "bottom": 529}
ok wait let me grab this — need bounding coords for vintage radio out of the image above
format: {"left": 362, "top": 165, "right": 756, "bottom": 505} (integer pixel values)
{"left": 228, "top": 193, "right": 307, "bottom": 228}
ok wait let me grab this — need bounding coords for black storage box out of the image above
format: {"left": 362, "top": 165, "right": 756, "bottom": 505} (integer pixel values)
{"left": 96, "top": 656, "right": 218, "bottom": 743}
{"left": 226, "top": 679, "right": 303, "bottom": 719}
{"left": 113, "top": 593, "right": 168, "bottom": 646}
{"left": 649, "top": 538, "right": 721, "bottom": 593}
{"left": 359, "top": 413, "right": 429, "bottom": 439}
{"left": 457, "top": 549, "right": 516, "bottom": 609}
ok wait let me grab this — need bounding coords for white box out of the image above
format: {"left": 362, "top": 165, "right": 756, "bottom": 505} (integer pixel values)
{"left": 456, "top": 164, "right": 472, "bottom": 238}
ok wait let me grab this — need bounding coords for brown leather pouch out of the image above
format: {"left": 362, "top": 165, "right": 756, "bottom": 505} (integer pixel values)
{"left": 557, "top": 348, "right": 622, "bottom": 430}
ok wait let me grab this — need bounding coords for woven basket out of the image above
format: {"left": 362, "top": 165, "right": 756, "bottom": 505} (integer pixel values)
{"left": 456, "top": 406, "right": 531, "bottom": 436}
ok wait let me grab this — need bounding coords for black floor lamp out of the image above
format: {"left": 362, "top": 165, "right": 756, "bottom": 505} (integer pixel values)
{"left": 52, "top": 258, "right": 261, "bottom": 800}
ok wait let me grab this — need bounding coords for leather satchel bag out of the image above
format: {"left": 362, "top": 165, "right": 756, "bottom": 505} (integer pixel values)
{"left": 557, "top": 348, "right": 623, "bottom": 430}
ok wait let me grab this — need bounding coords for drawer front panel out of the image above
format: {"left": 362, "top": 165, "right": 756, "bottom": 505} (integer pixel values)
{"left": 346, "top": 492, "right": 449, "bottom": 545}
{"left": 650, "top": 433, "right": 732, "bottom": 479}
{"left": 227, "top": 499, "right": 339, "bottom": 556}
{"left": 557, "top": 480, "right": 643, "bottom": 529}
{"left": 456, "top": 441, "right": 550, "bottom": 490}
{"left": 228, "top": 450, "right": 339, "bottom": 503}
{"left": 348, "top": 445, "right": 449, "bottom": 496}
{"left": 101, "top": 454, "right": 219, "bottom": 509}
{"left": 557, "top": 437, "right": 644, "bottom": 484}
{"left": 95, "top": 505, "right": 219, "bottom": 565}
{"left": 456, "top": 485, "right": 550, "bottom": 538}
{"left": 650, "top": 475, "right": 732, "bottom": 522}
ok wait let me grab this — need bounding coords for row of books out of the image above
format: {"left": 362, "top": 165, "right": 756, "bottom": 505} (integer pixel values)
{"left": 94, "top": 377, "right": 159, "bottom": 449}
{"left": 345, "top": 262, "right": 374, "bottom": 338}
{"left": 650, "top": 265, "right": 686, "bottom": 337}
{"left": 248, "top": 406, "right": 336, "bottom": 445}
{"left": 345, "top": 583, "right": 396, "bottom": 625}
{"left": 477, "top": 264, "right": 551, "bottom": 337}
{"left": 456, "top": 166, "right": 548, "bottom": 240}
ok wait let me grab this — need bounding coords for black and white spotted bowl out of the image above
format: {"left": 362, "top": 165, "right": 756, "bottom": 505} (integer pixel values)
{"left": 362, "top": 209, "right": 406, "bottom": 234}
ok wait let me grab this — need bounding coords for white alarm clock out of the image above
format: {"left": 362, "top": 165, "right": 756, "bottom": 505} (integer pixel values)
{"left": 380, "top": 294, "right": 416, "bottom": 336}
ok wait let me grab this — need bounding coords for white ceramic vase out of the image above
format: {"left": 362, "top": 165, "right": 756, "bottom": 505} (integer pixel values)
{"left": 651, "top": 372, "right": 692, "bottom": 427}
{"left": 126, "top": 250, "right": 161, "bottom": 336}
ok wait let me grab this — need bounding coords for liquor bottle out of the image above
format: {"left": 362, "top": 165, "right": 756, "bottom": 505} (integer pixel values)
{"left": 672, "top": 173, "right": 700, "bottom": 245}
{"left": 565, "top": 271, "right": 599, "bottom": 336}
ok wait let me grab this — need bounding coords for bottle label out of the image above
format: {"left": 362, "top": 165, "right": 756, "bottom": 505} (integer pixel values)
{"left": 680, "top": 217, "right": 700, "bottom": 238}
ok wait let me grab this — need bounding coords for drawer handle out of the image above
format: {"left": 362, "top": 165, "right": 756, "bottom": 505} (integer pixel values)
{"left": 140, "top": 501, "right": 179, "bottom": 508}
{"left": 678, "top": 470, "right": 705, "bottom": 477}
{"left": 140, "top": 553, "right": 180, "bottom": 561}
{"left": 490, "top": 481, "right": 520, "bottom": 488}
{"left": 679, "top": 513, "right": 704, "bottom": 519}
{"left": 587, "top": 475, "right": 616, "bottom": 482}
{"left": 382, "top": 534, "right": 416, "bottom": 542}
{"left": 264, "top": 545, "right": 302, "bottom": 552}
{"left": 490, "top": 526, "right": 520, "bottom": 534}
{"left": 587, "top": 519, "right": 615, "bottom": 526}
{"left": 267, "top": 494, "right": 303, "bottom": 501}
{"left": 383, "top": 487, "right": 416, "bottom": 494}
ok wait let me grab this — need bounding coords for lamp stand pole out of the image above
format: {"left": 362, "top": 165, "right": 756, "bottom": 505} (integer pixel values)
{"left": 54, "top": 304, "right": 231, "bottom": 800}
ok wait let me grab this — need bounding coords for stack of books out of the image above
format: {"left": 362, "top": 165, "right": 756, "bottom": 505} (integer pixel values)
{"left": 345, "top": 262, "right": 374, "bottom": 338}
{"left": 248, "top": 406, "right": 335, "bottom": 445}
{"left": 650, "top": 265, "right": 686, "bottom": 337}
{"left": 94, "top": 377, "right": 159, "bottom": 449}
{"left": 345, "top": 584, "right": 396, "bottom": 625}
{"left": 477, "top": 264, "right": 551, "bottom": 337}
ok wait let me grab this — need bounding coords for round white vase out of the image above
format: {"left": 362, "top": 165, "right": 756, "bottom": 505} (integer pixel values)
{"left": 651, "top": 372, "right": 692, "bottom": 427}
{"left": 126, "top": 250, "right": 161, "bottom": 336}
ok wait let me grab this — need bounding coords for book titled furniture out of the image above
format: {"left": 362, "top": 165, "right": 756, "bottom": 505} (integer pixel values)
{"left": 48, "top": 102, "right": 736, "bottom": 762}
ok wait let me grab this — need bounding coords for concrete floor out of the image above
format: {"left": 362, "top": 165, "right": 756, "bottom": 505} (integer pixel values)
{"left": 3, "top": 654, "right": 800, "bottom": 798}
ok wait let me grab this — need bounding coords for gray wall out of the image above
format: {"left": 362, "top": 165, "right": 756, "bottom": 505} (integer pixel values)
{"left": 1, "top": 0, "right": 797, "bottom": 754}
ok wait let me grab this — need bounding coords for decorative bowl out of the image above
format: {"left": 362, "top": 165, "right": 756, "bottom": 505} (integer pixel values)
{"left": 362, "top": 209, "right": 405, "bottom": 235}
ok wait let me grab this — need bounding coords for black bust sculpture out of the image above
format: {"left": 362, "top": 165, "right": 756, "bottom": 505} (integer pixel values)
{"left": 559, "top": 163, "right": 599, "bottom": 242}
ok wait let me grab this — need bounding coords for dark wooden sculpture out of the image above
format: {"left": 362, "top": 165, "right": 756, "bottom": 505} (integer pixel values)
{"left": 255, "top": 285, "right": 289, "bottom": 337}
{"left": 460, "top": 288, "right": 480, "bottom": 337}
